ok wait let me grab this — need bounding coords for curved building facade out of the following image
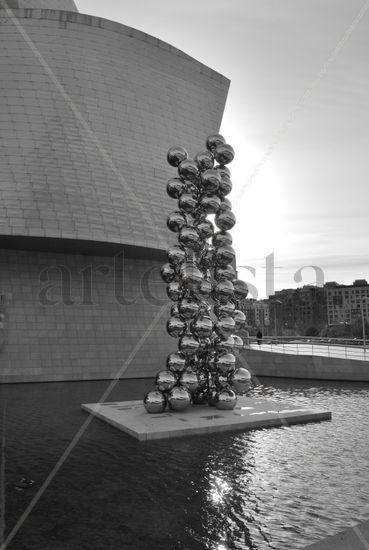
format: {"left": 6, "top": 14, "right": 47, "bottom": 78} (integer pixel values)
{"left": 0, "top": 4, "right": 229, "bottom": 382}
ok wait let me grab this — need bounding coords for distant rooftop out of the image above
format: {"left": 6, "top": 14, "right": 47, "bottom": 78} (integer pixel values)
{"left": 324, "top": 279, "right": 369, "bottom": 289}
{"left": 6, "top": 0, "right": 78, "bottom": 11}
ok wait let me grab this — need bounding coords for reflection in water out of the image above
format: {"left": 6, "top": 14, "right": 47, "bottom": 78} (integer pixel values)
{"left": 209, "top": 476, "right": 232, "bottom": 505}
{"left": 0, "top": 377, "right": 369, "bottom": 549}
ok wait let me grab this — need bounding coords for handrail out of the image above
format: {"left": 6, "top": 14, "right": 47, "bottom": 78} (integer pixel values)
{"left": 245, "top": 335, "right": 369, "bottom": 361}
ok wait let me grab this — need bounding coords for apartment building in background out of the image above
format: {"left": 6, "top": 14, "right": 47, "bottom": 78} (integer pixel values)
{"left": 325, "top": 280, "right": 369, "bottom": 326}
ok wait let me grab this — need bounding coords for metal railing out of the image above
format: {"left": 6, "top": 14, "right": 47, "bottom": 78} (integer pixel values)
{"left": 245, "top": 335, "right": 369, "bottom": 361}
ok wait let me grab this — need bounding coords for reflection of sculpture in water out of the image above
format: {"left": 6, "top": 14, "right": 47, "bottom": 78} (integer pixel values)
{"left": 144, "top": 134, "right": 251, "bottom": 413}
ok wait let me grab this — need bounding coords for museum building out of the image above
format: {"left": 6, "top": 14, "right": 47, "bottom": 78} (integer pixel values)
{"left": 0, "top": 0, "right": 229, "bottom": 382}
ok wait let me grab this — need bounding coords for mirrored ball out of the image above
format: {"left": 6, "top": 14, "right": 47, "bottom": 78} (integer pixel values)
{"left": 167, "top": 316, "right": 186, "bottom": 338}
{"left": 167, "top": 177, "right": 186, "bottom": 199}
{"left": 231, "top": 367, "right": 251, "bottom": 394}
{"left": 233, "top": 279, "right": 249, "bottom": 301}
{"left": 155, "top": 370, "right": 176, "bottom": 392}
{"left": 195, "top": 151, "right": 214, "bottom": 171}
{"left": 167, "top": 386, "right": 191, "bottom": 411}
{"left": 215, "top": 210, "right": 236, "bottom": 231}
{"left": 167, "top": 352, "right": 186, "bottom": 375}
{"left": 179, "top": 369, "right": 199, "bottom": 394}
{"left": 179, "top": 334, "right": 200, "bottom": 356}
{"left": 214, "top": 143, "right": 235, "bottom": 165}
{"left": 178, "top": 159, "right": 199, "bottom": 182}
{"left": 143, "top": 390, "right": 167, "bottom": 413}
{"left": 215, "top": 316, "right": 236, "bottom": 339}
{"left": 179, "top": 297, "right": 200, "bottom": 319}
{"left": 212, "top": 231, "right": 233, "bottom": 248}
{"left": 206, "top": 134, "right": 226, "bottom": 153}
{"left": 166, "top": 281, "right": 182, "bottom": 301}
{"left": 215, "top": 388, "right": 237, "bottom": 410}
{"left": 167, "top": 211, "right": 186, "bottom": 232}
{"left": 215, "top": 353, "right": 236, "bottom": 375}
{"left": 201, "top": 169, "right": 221, "bottom": 195}
{"left": 200, "top": 195, "right": 221, "bottom": 215}
{"left": 167, "top": 146, "right": 188, "bottom": 167}
{"left": 160, "top": 263, "right": 176, "bottom": 283}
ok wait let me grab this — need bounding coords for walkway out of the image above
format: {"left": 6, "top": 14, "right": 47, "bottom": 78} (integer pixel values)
{"left": 249, "top": 342, "right": 369, "bottom": 361}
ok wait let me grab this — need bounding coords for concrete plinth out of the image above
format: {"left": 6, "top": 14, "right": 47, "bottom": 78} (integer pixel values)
{"left": 81, "top": 397, "right": 331, "bottom": 441}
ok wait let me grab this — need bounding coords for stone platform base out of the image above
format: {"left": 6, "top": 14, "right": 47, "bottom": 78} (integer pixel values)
{"left": 81, "top": 397, "right": 331, "bottom": 441}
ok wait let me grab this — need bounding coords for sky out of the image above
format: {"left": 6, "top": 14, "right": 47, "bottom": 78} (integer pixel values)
{"left": 77, "top": 0, "right": 369, "bottom": 298}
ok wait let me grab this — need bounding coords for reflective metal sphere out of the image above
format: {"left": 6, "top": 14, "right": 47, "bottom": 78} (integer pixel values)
{"left": 231, "top": 367, "right": 251, "bottom": 394}
{"left": 191, "top": 315, "right": 213, "bottom": 339}
{"left": 179, "top": 226, "right": 202, "bottom": 250}
{"left": 201, "top": 169, "right": 221, "bottom": 195}
{"left": 180, "top": 263, "right": 203, "bottom": 290}
{"left": 195, "top": 151, "right": 214, "bottom": 171}
{"left": 167, "top": 177, "right": 186, "bottom": 199}
{"left": 214, "top": 301, "right": 235, "bottom": 317}
{"left": 215, "top": 210, "right": 236, "bottom": 231}
{"left": 215, "top": 335, "right": 235, "bottom": 354}
{"left": 213, "top": 280, "right": 234, "bottom": 303}
{"left": 232, "top": 335, "right": 244, "bottom": 356}
{"left": 218, "top": 176, "right": 232, "bottom": 197}
{"left": 166, "top": 281, "right": 182, "bottom": 301}
{"left": 167, "top": 211, "right": 186, "bottom": 232}
{"left": 179, "top": 334, "right": 200, "bottom": 356}
{"left": 214, "top": 264, "right": 236, "bottom": 282}
{"left": 233, "top": 279, "right": 249, "bottom": 301}
{"left": 214, "top": 143, "right": 235, "bottom": 165}
{"left": 215, "top": 353, "right": 236, "bottom": 375}
{"left": 179, "top": 369, "right": 199, "bottom": 394}
{"left": 233, "top": 309, "right": 247, "bottom": 330}
{"left": 143, "top": 390, "right": 167, "bottom": 414}
{"left": 196, "top": 219, "right": 214, "bottom": 240}
{"left": 206, "top": 134, "right": 226, "bottom": 153}
{"left": 167, "top": 386, "right": 191, "bottom": 411}
{"left": 212, "top": 231, "right": 232, "bottom": 248}
{"left": 218, "top": 197, "right": 232, "bottom": 211}
{"left": 215, "top": 316, "right": 236, "bottom": 339}
{"left": 179, "top": 192, "right": 197, "bottom": 214}
{"left": 214, "top": 245, "right": 236, "bottom": 267}
{"left": 166, "top": 316, "right": 186, "bottom": 338}
{"left": 215, "top": 388, "right": 237, "bottom": 410}
{"left": 167, "top": 352, "right": 186, "bottom": 375}
{"left": 179, "top": 297, "right": 200, "bottom": 320}
{"left": 198, "top": 279, "right": 212, "bottom": 298}
{"left": 215, "top": 164, "right": 231, "bottom": 179}
{"left": 155, "top": 370, "right": 176, "bottom": 392}
{"left": 167, "top": 146, "right": 188, "bottom": 167}
{"left": 160, "top": 263, "right": 176, "bottom": 283}
{"left": 199, "top": 195, "right": 221, "bottom": 214}
{"left": 167, "top": 245, "right": 186, "bottom": 267}
{"left": 178, "top": 158, "right": 199, "bottom": 182}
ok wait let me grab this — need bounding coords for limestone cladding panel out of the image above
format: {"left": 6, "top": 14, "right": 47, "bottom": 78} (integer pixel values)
{"left": 0, "top": 248, "right": 177, "bottom": 382}
{"left": 5, "top": 0, "right": 78, "bottom": 10}
{"left": 0, "top": 10, "right": 229, "bottom": 251}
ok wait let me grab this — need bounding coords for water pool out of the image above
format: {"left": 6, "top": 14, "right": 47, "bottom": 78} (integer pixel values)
{"left": 0, "top": 377, "right": 368, "bottom": 549}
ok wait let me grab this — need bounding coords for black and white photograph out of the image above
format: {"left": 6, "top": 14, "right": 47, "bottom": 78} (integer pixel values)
{"left": 1, "top": 1, "right": 369, "bottom": 549}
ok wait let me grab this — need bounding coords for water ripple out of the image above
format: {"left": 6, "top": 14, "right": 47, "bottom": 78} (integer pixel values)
{"left": 1, "top": 378, "right": 369, "bottom": 549}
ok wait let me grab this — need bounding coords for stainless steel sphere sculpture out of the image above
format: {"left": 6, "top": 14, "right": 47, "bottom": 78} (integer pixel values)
{"left": 143, "top": 134, "right": 251, "bottom": 414}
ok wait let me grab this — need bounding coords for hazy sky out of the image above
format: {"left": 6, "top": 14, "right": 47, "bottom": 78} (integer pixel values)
{"left": 77, "top": 0, "right": 369, "bottom": 298}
